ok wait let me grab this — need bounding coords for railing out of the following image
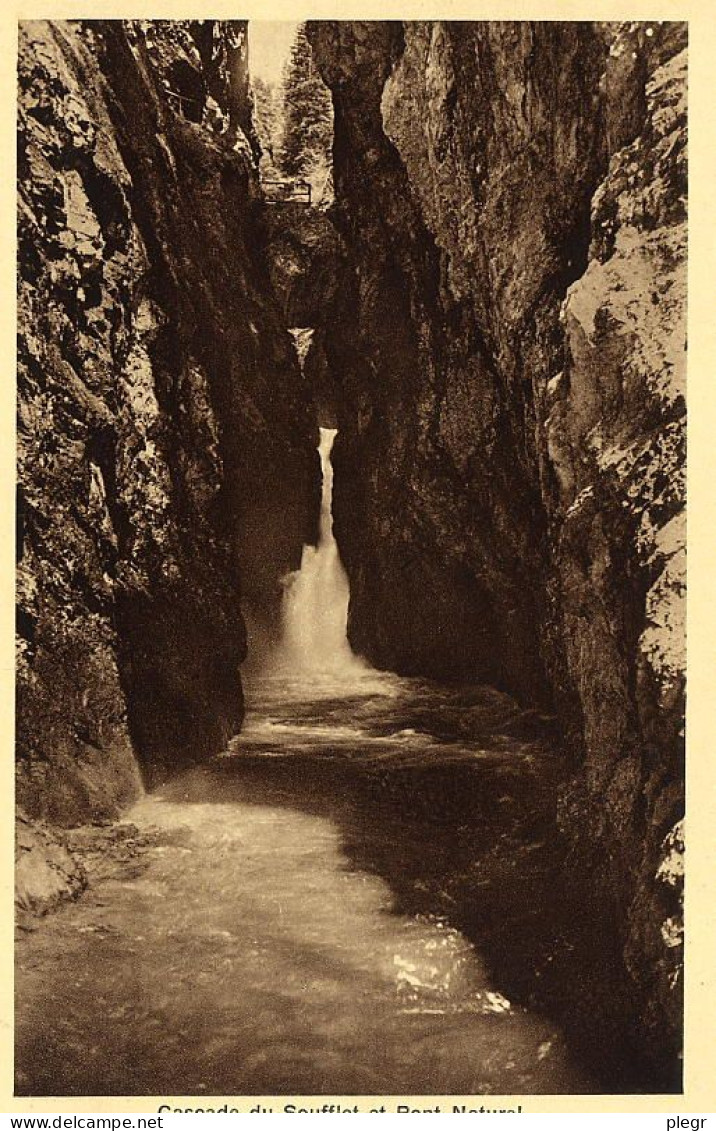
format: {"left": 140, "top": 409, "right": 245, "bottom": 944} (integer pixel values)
{"left": 164, "top": 88, "right": 200, "bottom": 113}
{"left": 263, "top": 179, "right": 312, "bottom": 205}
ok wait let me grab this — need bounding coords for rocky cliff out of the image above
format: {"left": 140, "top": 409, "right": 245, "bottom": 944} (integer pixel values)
{"left": 17, "top": 20, "right": 318, "bottom": 829}
{"left": 17, "top": 15, "right": 687, "bottom": 1080}
{"left": 262, "top": 201, "right": 346, "bottom": 428}
{"left": 309, "top": 20, "right": 686, "bottom": 1076}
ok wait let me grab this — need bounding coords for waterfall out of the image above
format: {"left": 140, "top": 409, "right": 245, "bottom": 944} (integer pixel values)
{"left": 268, "top": 328, "right": 366, "bottom": 679}
{"left": 279, "top": 427, "right": 364, "bottom": 675}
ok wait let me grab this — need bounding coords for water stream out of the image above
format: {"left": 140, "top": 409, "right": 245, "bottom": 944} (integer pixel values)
{"left": 276, "top": 427, "right": 365, "bottom": 680}
{"left": 16, "top": 427, "right": 613, "bottom": 1096}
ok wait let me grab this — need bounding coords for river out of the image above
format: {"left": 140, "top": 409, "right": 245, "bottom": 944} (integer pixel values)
{"left": 16, "top": 430, "right": 632, "bottom": 1096}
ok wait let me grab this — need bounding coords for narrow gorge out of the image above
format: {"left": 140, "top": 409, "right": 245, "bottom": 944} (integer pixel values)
{"left": 16, "top": 19, "right": 686, "bottom": 1098}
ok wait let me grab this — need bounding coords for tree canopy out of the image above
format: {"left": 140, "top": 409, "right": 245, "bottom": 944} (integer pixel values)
{"left": 252, "top": 75, "right": 282, "bottom": 177}
{"left": 278, "top": 25, "right": 332, "bottom": 184}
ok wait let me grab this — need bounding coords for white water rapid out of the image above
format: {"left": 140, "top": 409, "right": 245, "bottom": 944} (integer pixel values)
{"left": 280, "top": 427, "right": 365, "bottom": 677}
{"left": 15, "top": 378, "right": 601, "bottom": 1099}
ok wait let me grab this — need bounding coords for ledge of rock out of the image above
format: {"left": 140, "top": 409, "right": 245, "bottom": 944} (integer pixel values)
{"left": 16, "top": 811, "right": 87, "bottom": 917}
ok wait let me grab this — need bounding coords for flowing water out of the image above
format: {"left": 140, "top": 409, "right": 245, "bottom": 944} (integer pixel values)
{"left": 16, "top": 429, "right": 610, "bottom": 1097}
{"left": 278, "top": 427, "right": 363, "bottom": 679}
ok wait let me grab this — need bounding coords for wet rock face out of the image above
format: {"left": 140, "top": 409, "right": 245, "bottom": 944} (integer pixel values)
{"left": 17, "top": 21, "right": 317, "bottom": 820}
{"left": 262, "top": 203, "right": 347, "bottom": 429}
{"left": 310, "top": 19, "right": 686, "bottom": 1074}
{"left": 16, "top": 811, "right": 87, "bottom": 917}
{"left": 309, "top": 21, "right": 611, "bottom": 702}
{"left": 263, "top": 202, "right": 345, "bottom": 328}
{"left": 556, "top": 32, "right": 686, "bottom": 1072}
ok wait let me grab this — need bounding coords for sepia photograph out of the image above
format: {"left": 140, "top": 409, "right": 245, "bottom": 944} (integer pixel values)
{"left": 15, "top": 16, "right": 686, "bottom": 1100}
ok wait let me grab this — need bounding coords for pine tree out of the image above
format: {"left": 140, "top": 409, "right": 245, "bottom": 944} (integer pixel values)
{"left": 278, "top": 25, "right": 332, "bottom": 184}
{"left": 252, "top": 76, "right": 282, "bottom": 176}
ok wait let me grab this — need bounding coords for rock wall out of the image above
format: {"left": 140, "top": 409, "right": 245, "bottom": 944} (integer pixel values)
{"left": 17, "top": 20, "right": 318, "bottom": 825}
{"left": 263, "top": 203, "right": 345, "bottom": 329}
{"left": 555, "top": 28, "right": 686, "bottom": 1070}
{"left": 262, "top": 202, "right": 346, "bottom": 429}
{"left": 15, "top": 811, "right": 87, "bottom": 917}
{"left": 309, "top": 20, "right": 686, "bottom": 1074}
